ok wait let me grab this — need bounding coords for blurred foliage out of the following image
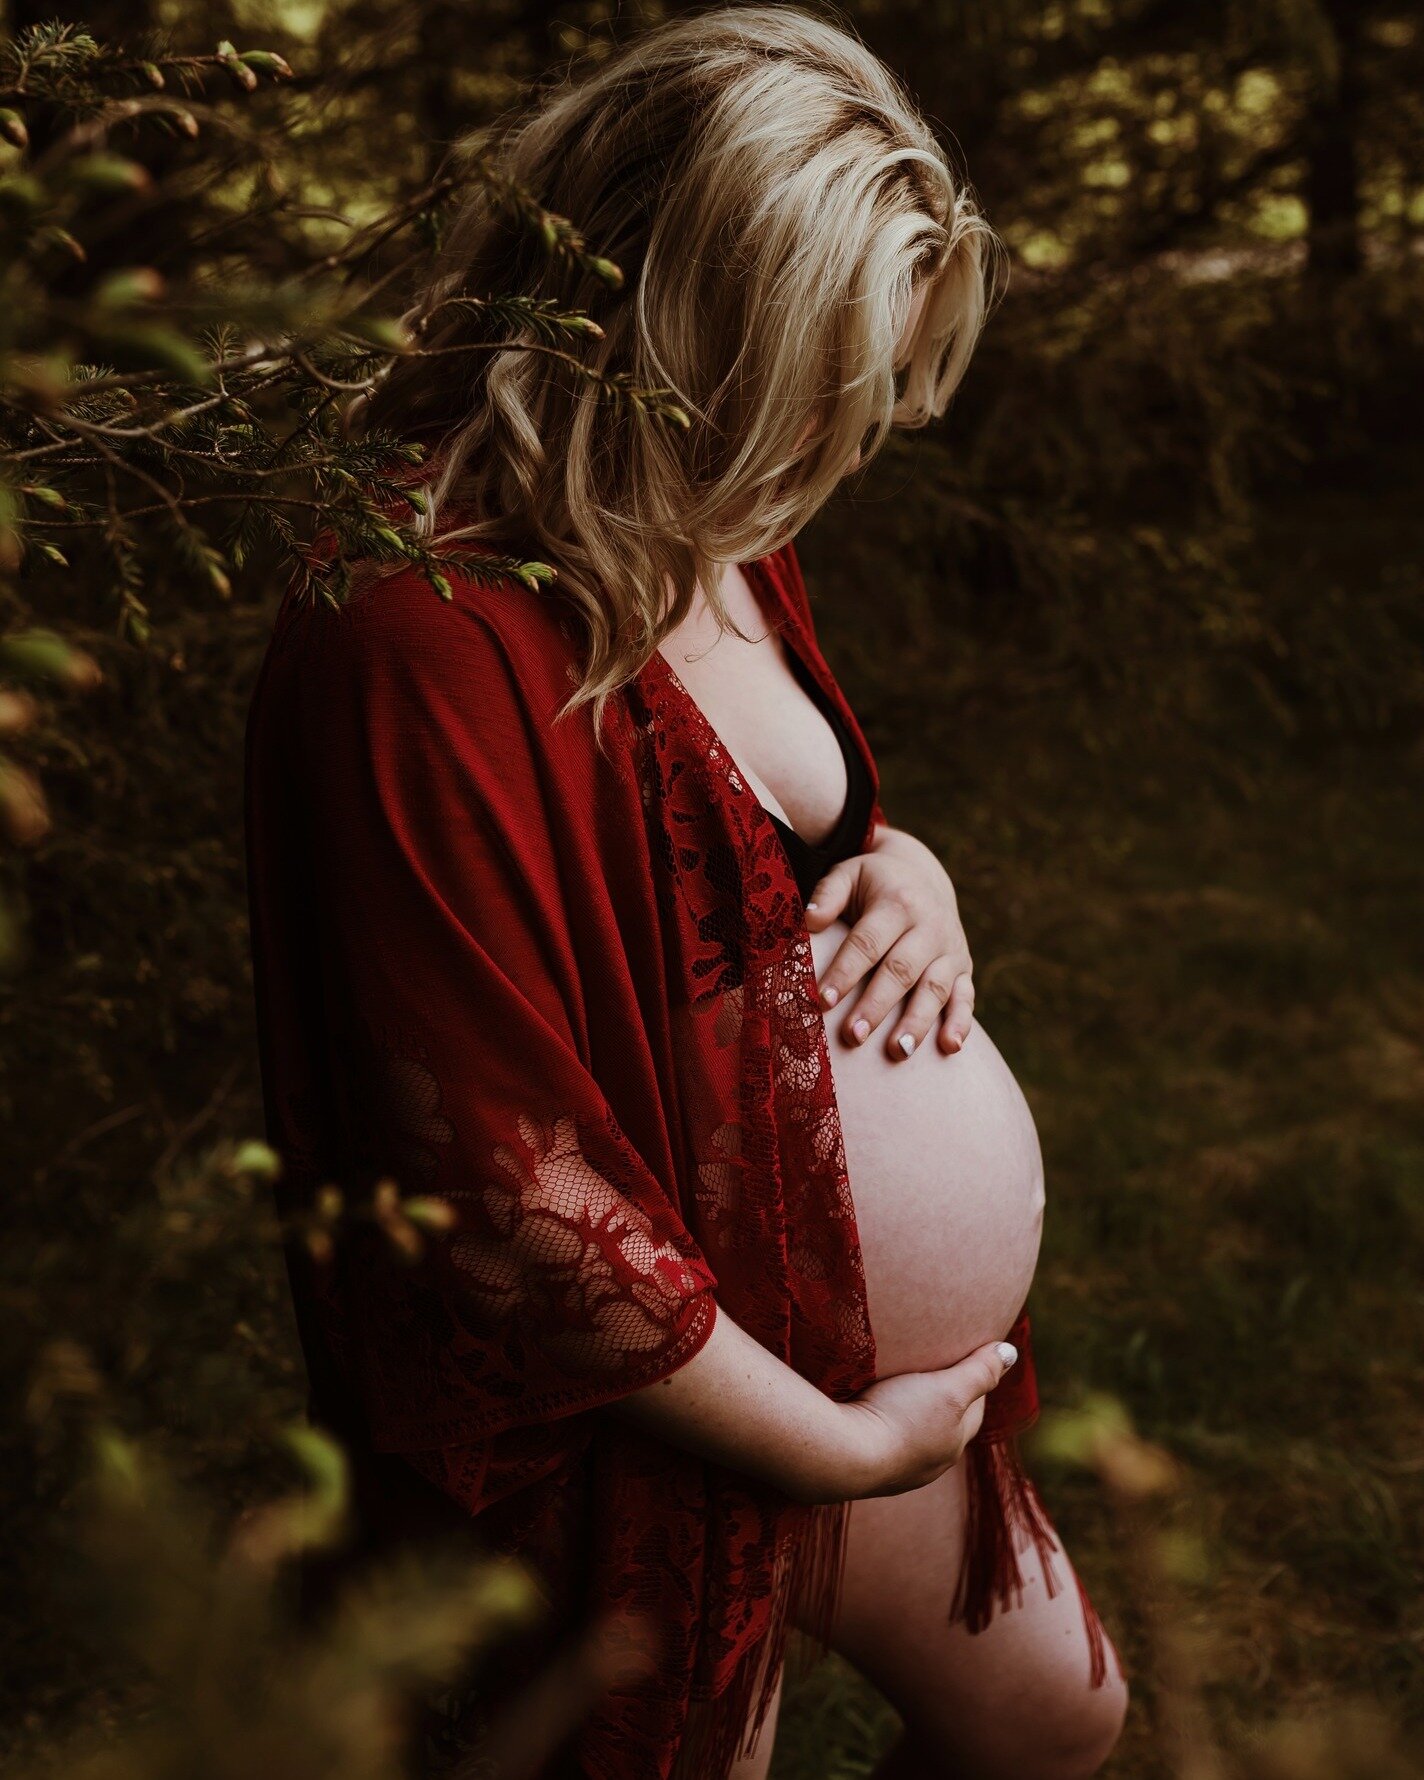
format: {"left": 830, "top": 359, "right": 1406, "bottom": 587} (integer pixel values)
{"left": 12, "top": 1391, "right": 658, "bottom": 1780}
{"left": 1, "top": 0, "right": 1421, "bottom": 1776}
{"left": 1028, "top": 1395, "right": 1422, "bottom": 1780}
{"left": 0, "top": 18, "right": 667, "bottom": 961}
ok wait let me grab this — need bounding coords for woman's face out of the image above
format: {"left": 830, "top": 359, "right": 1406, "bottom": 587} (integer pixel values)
{"left": 799, "top": 279, "right": 929, "bottom": 475}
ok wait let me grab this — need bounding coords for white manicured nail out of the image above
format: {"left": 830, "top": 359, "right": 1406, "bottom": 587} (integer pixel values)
{"left": 995, "top": 1342, "right": 1019, "bottom": 1368}
{"left": 897, "top": 1033, "right": 915, "bottom": 1056}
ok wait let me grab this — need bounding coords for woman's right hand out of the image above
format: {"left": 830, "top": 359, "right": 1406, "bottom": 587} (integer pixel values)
{"left": 610, "top": 1299, "right": 1018, "bottom": 1510}
{"left": 806, "top": 1338, "right": 1019, "bottom": 1503}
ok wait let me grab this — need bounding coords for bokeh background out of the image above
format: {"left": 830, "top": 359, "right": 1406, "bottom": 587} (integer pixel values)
{"left": 2, "top": 3, "right": 1421, "bottom": 1776}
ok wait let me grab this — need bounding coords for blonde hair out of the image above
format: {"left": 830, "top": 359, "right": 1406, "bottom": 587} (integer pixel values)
{"left": 355, "top": 2, "right": 1005, "bottom": 737}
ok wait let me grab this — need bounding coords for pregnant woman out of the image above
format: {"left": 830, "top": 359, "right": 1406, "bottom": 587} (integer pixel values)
{"left": 244, "top": 8, "right": 1127, "bottom": 1779}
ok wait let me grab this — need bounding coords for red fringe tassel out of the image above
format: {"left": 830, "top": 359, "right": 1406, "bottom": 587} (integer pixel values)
{"left": 951, "top": 1430, "right": 1110, "bottom": 1690}
{"left": 667, "top": 1495, "right": 852, "bottom": 1780}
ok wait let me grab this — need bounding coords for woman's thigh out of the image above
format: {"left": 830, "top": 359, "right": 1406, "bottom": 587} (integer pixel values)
{"left": 815, "top": 1462, "right": 1128, "bottom": 1780}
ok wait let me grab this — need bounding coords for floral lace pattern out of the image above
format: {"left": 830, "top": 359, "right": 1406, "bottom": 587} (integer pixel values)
{"left": 449, "top": 1111, "right": 719, "bottom": 1374}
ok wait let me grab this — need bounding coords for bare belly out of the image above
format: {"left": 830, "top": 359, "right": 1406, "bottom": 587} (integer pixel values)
{"left": 809, "top": 919, "right": 1045, "bottom": 1379}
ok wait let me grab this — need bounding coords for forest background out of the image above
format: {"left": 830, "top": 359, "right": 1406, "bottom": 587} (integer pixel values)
{"left": 1, "top": 2, "right": 1421, "bottom": 1777}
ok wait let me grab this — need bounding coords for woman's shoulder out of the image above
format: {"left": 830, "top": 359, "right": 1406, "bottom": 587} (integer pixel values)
{"left": 280, "top": 543, "right": 589, "bottom": 731}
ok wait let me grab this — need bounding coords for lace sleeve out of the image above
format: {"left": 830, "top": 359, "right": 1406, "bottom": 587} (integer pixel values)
{"left": 251, "top": 567, "right": 720, "bottom": 1451}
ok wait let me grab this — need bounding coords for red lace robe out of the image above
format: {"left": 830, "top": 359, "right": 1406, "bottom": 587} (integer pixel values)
{"left": 244, "top": 526, "right": 1106, "bottom": 1780}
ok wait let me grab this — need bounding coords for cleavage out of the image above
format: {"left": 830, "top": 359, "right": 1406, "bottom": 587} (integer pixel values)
{"left": 658, "top": 590, "right": 849, "bottom": 846}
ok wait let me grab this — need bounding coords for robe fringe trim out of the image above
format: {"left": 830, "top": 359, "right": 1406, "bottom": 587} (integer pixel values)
{"left": 951, "top": 1428, "right": 1111, "bottom": 1690}
{"left": 665, "top": 1495, "right": 852, "bottom": 1780}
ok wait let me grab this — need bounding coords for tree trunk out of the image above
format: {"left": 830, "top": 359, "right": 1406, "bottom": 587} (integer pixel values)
{"left": 1305, "top": 0, "right": 1365, "bottom": 279}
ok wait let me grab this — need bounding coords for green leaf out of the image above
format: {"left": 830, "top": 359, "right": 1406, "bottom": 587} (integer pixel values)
{"left": 231, "top": 1140, "right": 282, "bottom": 1180}
{"left": 1, "top": 629, "right": 84, "bottom": 683}
{"left": 93, "top": 267, "right": 166, "bottom": 307}
{"left": 33, "top": 224, "right": 86, "bottom": 262}
{"left": 0, "top": 503, "right": 21, "bottom": 575}
{"left": 403, "top": 1196, "right": 456, "bottom": 1231}
{"left": 216, "top": 43, "right": 259, "bottom": 92}
{"left": 0, "top": 623, "right": 97, "bottom": 683}
{"left": 586, "top": 256, "right": 624, "bottom": 289}
{"left": 0, "top": 174, "right": 45, "bottom": 214}
{"left": 21, "top": 486, "right": 68, "bottom": 512}
{"left": 346, "top": 313, "right": 414, "bottom": 352}
{"left": 282, "top": 1423, "right": 349, "bottom": 1508}
{"left": 1, "top": 353, "right": 76, "bottom": 411}
{"left": 65, "top": 154, "right": 152, "bottom": 195}
{"left": 93, "top": 324, "right": 213, "bottom": 385}
{"left": 90, "top": 1426, "right": 145, "bottom": 1504}
{"left": 240, "top": 50, "right": 294, "bottom": 80}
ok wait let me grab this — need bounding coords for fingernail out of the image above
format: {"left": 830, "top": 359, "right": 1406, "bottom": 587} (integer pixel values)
{"left": 852, "top": 1018, "right": 869, "bottom": 1042}
{"left": 821, "top": 985, "right": 839, "bottom": 1008}
{"left": 897, "top": 1033, "right": 915, "bottom": 1056}
{"left": 805, "top": 900, "right": 819, "bottom": 912}
{"left": 995, "top": 1342, "right": 1018, "bottom": 1368}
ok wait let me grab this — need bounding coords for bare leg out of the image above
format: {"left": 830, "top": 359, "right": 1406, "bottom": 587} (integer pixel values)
{"left": 810, "top": 1463, "right": 1128, "bottom": 1780}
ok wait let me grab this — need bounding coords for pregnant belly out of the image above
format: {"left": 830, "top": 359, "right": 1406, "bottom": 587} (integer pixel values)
{"left": 809, "top": 918, "right": 1045, "bottom": 1378}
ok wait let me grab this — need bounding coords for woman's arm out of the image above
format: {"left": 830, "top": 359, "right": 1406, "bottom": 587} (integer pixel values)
{"left": 607, "top": 1299, "right": 1018, "bottom": 1505}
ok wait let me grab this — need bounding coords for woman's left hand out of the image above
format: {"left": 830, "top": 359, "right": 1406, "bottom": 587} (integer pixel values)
{"left": 803, "top": 823, "right": 973, "bottom": 1060}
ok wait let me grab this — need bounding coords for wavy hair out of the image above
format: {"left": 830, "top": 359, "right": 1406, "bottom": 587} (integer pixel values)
{"left": 352, "top": 3, "right": 1006, "bottom": 737}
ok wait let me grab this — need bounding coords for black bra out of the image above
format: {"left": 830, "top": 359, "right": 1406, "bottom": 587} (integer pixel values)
{"left": 766, "top": 643, "right": 876, "bottom": 905}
